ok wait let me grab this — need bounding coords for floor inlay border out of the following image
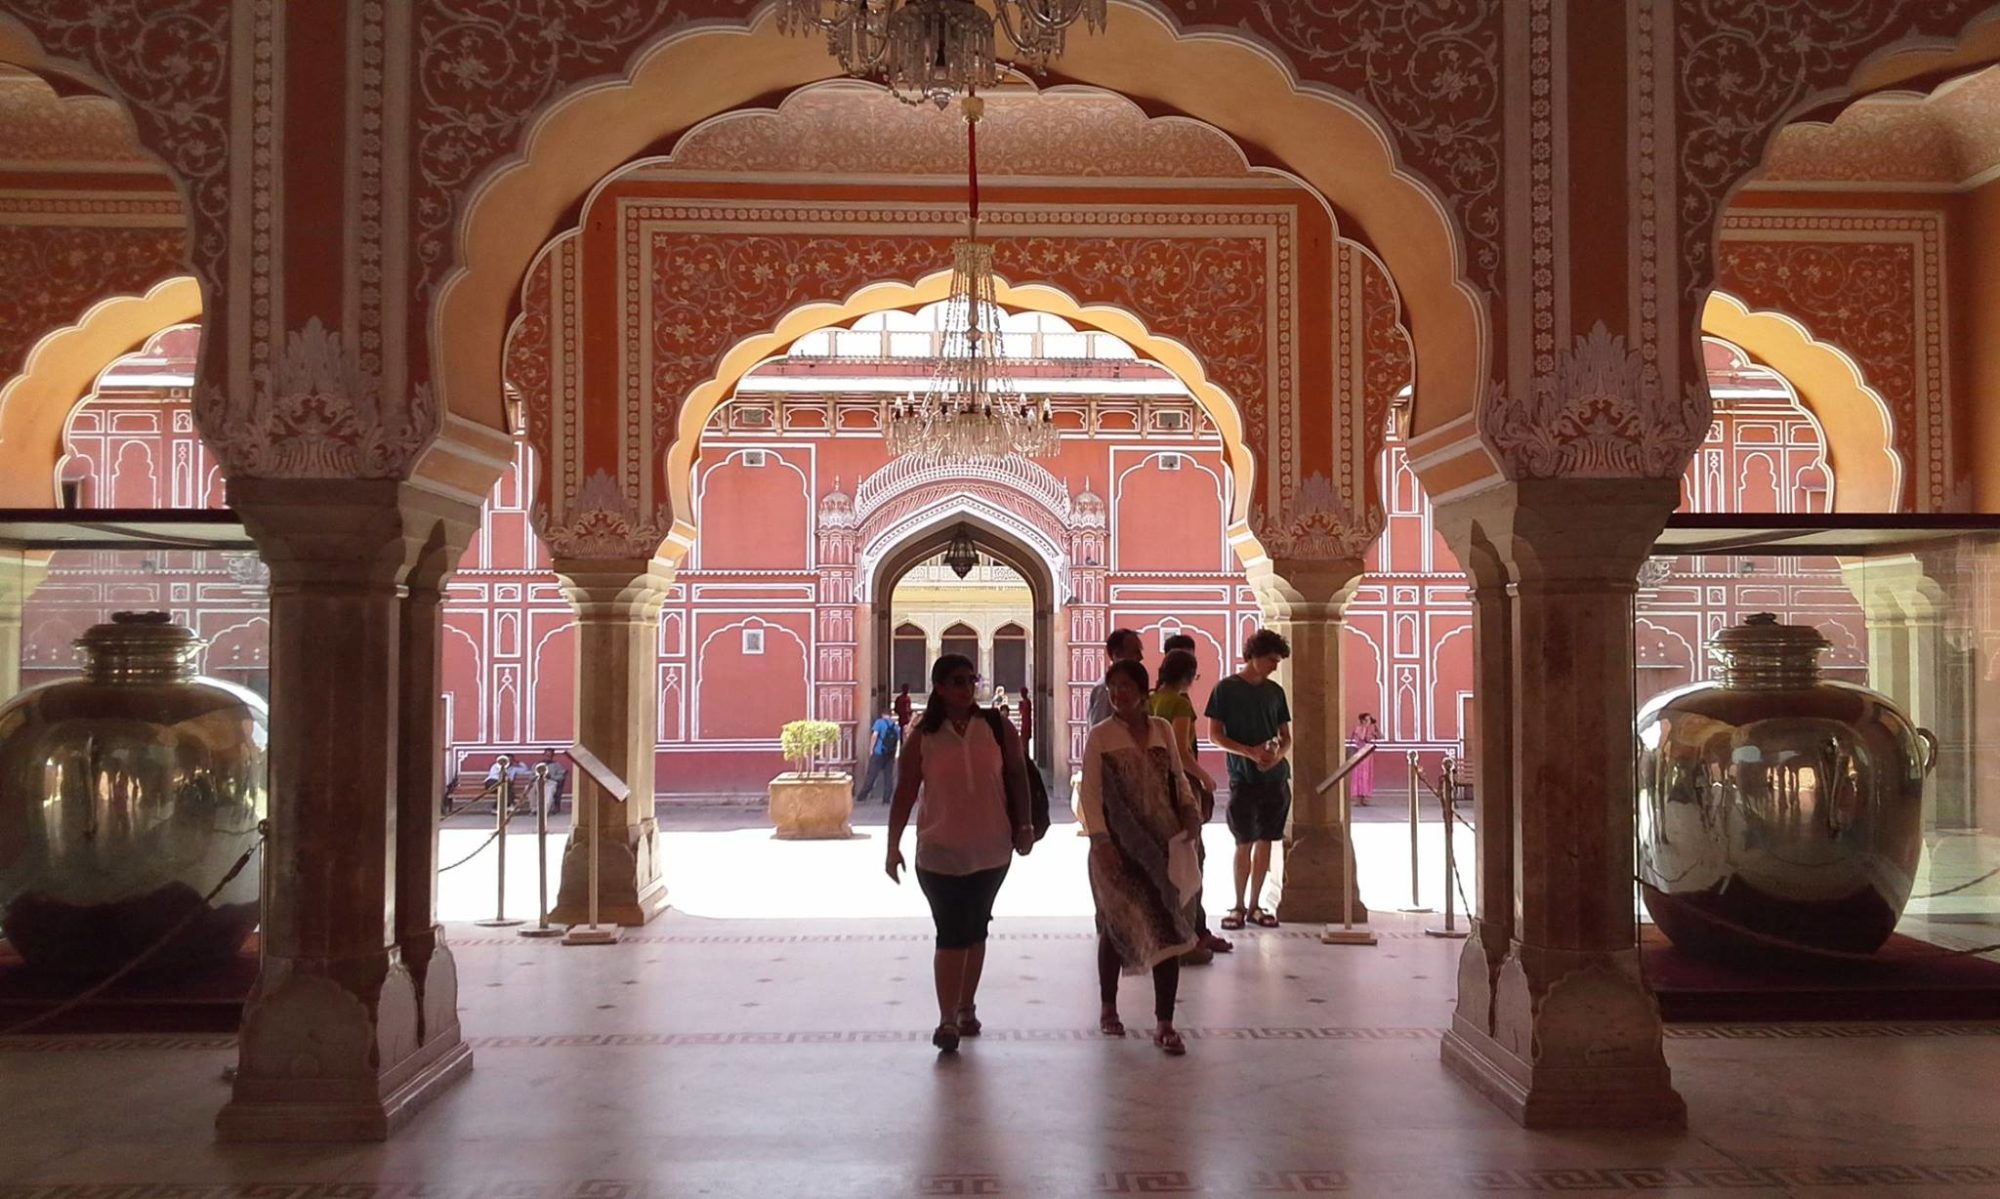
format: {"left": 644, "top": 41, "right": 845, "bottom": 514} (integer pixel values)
{"left": 8, "top": 1164, "right": 2000, "bottom": 1197}
{"left": 8, "top": 1022, "right": 2000, "bottom": 1054}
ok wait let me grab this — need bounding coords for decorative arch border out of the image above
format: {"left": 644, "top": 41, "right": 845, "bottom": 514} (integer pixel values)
{"left": 433, "top": 3, "right": 1484, "bottom": 464}
{"left": 858, "top": 493, "right": 1069, "bottom": 606}
{"left": 1702, "top": 291, "right": 1902, "bottom": 514}
{"left": 0, "top": 276, "right": 201, "bottom": 506}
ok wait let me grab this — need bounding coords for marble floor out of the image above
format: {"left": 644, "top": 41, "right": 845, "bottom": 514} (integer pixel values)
{"left": 6, "top": 898, "right": 2000, "bottom": 1197}
{"left": 7, "top": 818, "right": 2000, "bottom": 1196}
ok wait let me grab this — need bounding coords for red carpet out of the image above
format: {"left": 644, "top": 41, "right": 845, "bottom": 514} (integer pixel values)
{"left": 1642, "top": 924, "right": 2000, "bottom": 1022}
{"left": 0, "top": 936, "right": 253, "bottom": 1035}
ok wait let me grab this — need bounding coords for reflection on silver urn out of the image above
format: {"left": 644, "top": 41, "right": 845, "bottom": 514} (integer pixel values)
{"left": 0, "top": 611, "right": 266, "bottom": 976}
{"left": 1636, "top": 613, "right": 1935, "bottom": 957}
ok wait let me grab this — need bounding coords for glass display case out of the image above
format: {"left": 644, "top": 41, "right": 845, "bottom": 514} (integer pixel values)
{"left": 1640, "top": 514, "right": 2000, "bottom": 967}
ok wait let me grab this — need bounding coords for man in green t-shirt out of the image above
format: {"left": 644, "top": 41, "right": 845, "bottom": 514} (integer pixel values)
{"left": 1203, "top": 628, "right": 1293, "bottom": 929}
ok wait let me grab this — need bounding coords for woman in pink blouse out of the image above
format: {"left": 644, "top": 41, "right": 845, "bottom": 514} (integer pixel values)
{"left": 885, "top": 654, "right": 1035, "bottom": 1053}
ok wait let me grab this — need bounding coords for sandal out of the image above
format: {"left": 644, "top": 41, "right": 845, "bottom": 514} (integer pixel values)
{"left": 1201, "top": 933, "right": 1235, "bottom": 954}
{"left": 1248, "top": 908, "right": 1279, "bottom": 928}
{"left": 1099, "top": 1011, "right": 1126, "bottom": 1037}
{"left": 1219, "top": 907, "right": 1247, "bottom": 931}
{"left": 955, "top": 1006, "right": 982, "bottom": 1037}
{"left": 932, "top": 1022, "right": 961, "bottom": 1053}
{"left": 1153, "top": 1027, "right": 1187, "bottom": 1056}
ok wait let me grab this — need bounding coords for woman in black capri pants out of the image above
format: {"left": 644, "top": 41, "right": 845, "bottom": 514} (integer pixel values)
{"left": 885, "top": 654, "right": 1035, "bottom": 1052}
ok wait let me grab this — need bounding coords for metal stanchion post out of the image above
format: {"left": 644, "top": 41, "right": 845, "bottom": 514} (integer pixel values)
{"left": 1397, "top": 749, "right": 1433, "bottom": 913}
{"left": 476, "top": 754, "right": 523, "bottom": 928}
{"left": 519, "top": 761, "right": 563, "bottom": 939}
{"left": 1427, "top": 755, "right": 1468, "bottom": 940}
{"left": 1321, "top": 769, "right": 1378, "bottom": 947}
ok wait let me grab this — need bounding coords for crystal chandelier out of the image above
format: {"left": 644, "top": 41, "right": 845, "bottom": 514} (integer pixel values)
{"left": 884, "top": 96, "right": 1059, "bottom": 462}
{"left": 779, "top": 0, "right": 1108, "bottom": 109}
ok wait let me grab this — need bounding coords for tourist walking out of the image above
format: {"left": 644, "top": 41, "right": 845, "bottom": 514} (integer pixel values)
{"left": 854, "top": 707, "right": 901, "bottom": 804}
{"left": 1082, "top": 658, "right": 1205, "bottom": 1055}
{"left": 894, "top": 683, "right": 913, "bottom": 730}
{"left": 885, "top": 655, "right": 1036, "bottom": 1053}
{"left": 1347, "top": 713, "right": 1380, "bottom": 804}
{"left": 1149, "top": 648, "right": 1231, "bottom": 959}
{"left": 1087, "top": 628, "right": 1145, "bottom": 726}
{"left": 1205, "top": 629, "right": 1294, "bottom": 930}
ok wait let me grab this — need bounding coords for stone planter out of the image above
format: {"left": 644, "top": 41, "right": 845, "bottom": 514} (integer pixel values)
{"left": 768, "top": 772, "right": 856, "bottom": 840}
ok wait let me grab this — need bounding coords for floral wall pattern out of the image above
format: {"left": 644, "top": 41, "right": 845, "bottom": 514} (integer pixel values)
{"left": 1716, "top": 209, "right": 1947, "bottom": 511}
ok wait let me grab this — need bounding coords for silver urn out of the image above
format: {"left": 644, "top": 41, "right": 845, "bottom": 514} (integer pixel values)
{"left": 0, "top": 611, "right": 267, "bottom": 976}
{"left": 1636, "top": 612, "right": 1935, "bottom": 958}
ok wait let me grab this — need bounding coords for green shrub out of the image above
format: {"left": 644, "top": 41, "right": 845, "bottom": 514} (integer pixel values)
{"left": 780, "top": 719, "right": 842, "bottom": 775}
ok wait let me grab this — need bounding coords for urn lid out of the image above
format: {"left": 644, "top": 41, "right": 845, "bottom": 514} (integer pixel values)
{"left": 74, "top": 610, "right": 204, "bottom": 682}
{"left": 1707, "top": 612, "right": 1828, "bottom": 689}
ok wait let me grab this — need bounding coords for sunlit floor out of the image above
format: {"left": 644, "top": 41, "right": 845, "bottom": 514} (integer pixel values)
{"left": 6, "top": 804, "right": 2000, "bottom": 1195}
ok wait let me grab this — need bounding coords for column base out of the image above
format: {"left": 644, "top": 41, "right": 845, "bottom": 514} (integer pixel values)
{"left": 218, "top": 1038, "right": 472, "bottom": 1142}
{"left": 1440, "top": 943, "right": 1686, "bottom": 1130}
{"left": 1274, "top": 825, "right": 1367, "bottom": 924}
{"left": 217, "top": 959, "right": 474, "bottom": 1143}
{"left": 549, "top": 817, "right": 669, "bottom": 927}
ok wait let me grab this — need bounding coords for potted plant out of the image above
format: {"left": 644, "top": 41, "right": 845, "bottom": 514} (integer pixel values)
{"left": 768, "top": 718, "right": 855, "bottom": 839}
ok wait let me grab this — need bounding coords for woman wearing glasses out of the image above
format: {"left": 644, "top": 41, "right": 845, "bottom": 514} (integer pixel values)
{"left": 885, "top": 654, "right": 1036, "bottom": 1053}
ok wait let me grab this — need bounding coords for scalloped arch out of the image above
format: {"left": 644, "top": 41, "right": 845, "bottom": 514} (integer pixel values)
{"left": 1702, "top": 291, "right": 1902, "bottom": 514}
{"left": 438, "top": 2, "right": 1482, "bottom": 467}
{"left": 656, "top": 270, "right": 1264, "bottom": 569}
{"left": 0, "top": 275, "right": 201, "bottom": 506}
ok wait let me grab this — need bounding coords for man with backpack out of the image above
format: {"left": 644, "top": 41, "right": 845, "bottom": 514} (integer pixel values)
{"left": 856, "top": 706, "right": 902, "bottom": 804}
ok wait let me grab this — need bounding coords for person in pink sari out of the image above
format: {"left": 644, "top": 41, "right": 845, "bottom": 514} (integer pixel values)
{"left": 1347, "top": 713, "right": 1381, "bottom": 805}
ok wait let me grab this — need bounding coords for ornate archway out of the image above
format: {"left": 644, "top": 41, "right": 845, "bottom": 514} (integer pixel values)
{"left": 1701, "top": 292, "right": 1901, "bottom": 514}
{"left": 433, "top": 4, "right": 1481, "bottom": 515}
{"left": 0, "top": 276, "right": 199, "bottom": 505}
{"left": 867, "top": 508, "right": 1061, "bottom": 771}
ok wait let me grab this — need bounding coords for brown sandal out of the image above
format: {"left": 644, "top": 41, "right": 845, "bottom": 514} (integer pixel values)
{"left": 955, "top": 1006, "right": 982, "bottom": 1037}
{"left": 1219, "top": 907, "right": 1247, "bottom": 931}
{"left": 1099, "top": 1011, "right": 1126, "bottom": 1037}
{"left": 1153, "top": 1027, "right": 1187, "bottom": 1056}
{"left": 1248, "top": 908, "right": 1279, "bottom": 928}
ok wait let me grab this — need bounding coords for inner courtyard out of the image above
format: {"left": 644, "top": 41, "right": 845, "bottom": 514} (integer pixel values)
{"left": 7, "top": 2, "right": 2000, "bottom": 1194}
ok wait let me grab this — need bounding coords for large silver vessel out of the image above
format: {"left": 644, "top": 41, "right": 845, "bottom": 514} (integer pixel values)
{"left": 1636, "top": 612, "right": 1935, "bottom": 957}
{"left": 0, "top": 611, "right": 266, "bottom": 976}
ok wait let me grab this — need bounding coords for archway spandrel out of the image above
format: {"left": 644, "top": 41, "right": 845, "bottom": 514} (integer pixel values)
{"left": 0, "top": 3, "right": 232, "bottom": 295}
{"left": 0, "top": 222, "right": 188, "bottom": 389}
{"left": 1713, "top": 213, "right": 1942, "bottom": 511}
{"left": 608, "top": 199, "right": 1313, "bottom": 553}
{"left": 1671, "top": 1, "right": 1996, "bottom": 320}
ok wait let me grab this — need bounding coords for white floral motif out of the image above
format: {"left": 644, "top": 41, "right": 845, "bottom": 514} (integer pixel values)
{"left": 1263, "top": 472, "right": 1380, "bottom": 561}
{"left": 550, "top": 467, "right": 663, "bottom": 560}
{"left": 1483, "top": 322, "right": 1705, "bottom": 480}
{"left": 225, "top": 319, "right": 435, "bottom": 478}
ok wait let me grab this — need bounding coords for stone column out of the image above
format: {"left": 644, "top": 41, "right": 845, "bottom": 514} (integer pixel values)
{"left": 394, "top": 492, "right": 480, "bottom": 1045}
{"left": 218, "top": 479, "right": 473, "bottom": 1142}
{"left": 1436, "top": 478, "right": 1686, "bottom": 1130}
{"left": 1260, "top": 559, "right": 1367, "bottom": 924}
{"left": 548, "top": 557, "right": 671, "bottom": 926}
{"left": 0, "top": 549, "right": 49, "bottom": 700}
{"left": 1428, "top": 507, "right": 1516, "bottom": 1042}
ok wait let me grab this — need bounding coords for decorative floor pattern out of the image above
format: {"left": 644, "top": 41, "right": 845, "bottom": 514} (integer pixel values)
{"left": 10, "top": 1163, "right": 2000, "bottom": 1197}
{"left": 10, "top": 1022, "right": 2000, "bottom": 1054}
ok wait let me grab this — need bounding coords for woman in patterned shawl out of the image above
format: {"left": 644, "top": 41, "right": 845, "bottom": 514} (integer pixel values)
{"left": 1080, "top": 658, "right": 1205, "bottom": 1055}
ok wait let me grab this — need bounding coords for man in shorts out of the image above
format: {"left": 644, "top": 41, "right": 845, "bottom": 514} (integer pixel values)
{"left": 1086, "top": 627, "right": 1144, "bottom": 726}
{"left": 1204, "top": 628, "right": 1293, "bottom": 929}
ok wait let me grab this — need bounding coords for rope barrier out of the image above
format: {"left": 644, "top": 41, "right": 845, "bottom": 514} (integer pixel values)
{"left": 1911, "top": 861, "right": 2000, "bottom": 901}
{"left": 437, "top": 820, "right": 515, "bottom": 873}
{"left": 1, "top": 822, "right": 267, "bottom": 1037}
